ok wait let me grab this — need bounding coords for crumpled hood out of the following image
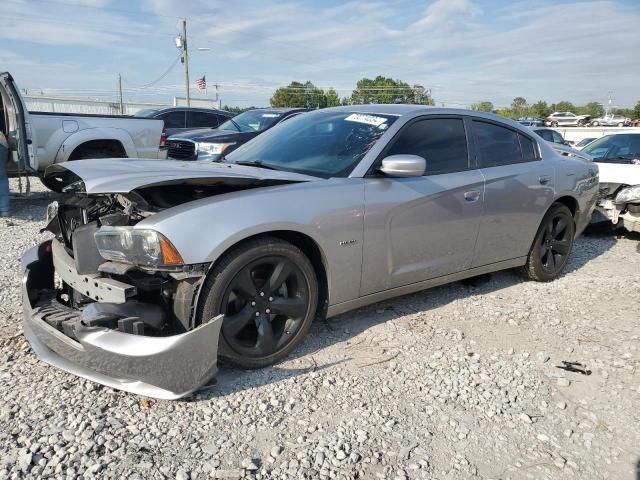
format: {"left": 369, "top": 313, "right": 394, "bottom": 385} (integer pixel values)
{"left": 596, "top": 161, "right": 640, "bottom": 186}
{"left": 168, "top": 128, "right": 244, "bottom": 143}
{"left": 43, "top": 159, "right": 317, "bottom": 194}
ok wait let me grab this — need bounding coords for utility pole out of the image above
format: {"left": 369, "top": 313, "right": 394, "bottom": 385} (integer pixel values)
{"left": 118, "top": 73, "right": 124, "bottom": 115}
{"left": 182, "top": 20, "right": 191, "bottom": 106}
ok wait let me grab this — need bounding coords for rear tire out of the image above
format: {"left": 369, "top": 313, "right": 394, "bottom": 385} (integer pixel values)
{"left": 591, "top": 121, "right": 599, "bottom": 127}
{"left": 520, "top": 204, "right": 575, "bottom": 282}
{"left": 197, "top": 236, "right": 318, "bottom": 369}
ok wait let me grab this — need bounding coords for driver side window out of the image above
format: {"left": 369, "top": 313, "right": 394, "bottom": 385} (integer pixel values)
{"left": 385, "top": 118, "right": 470, "bottom": 175}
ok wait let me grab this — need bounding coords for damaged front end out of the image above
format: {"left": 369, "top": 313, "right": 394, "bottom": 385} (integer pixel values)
{"left": 23, "top": 160, "right": 314, "bottom": 397}
{"left": 22, "top": 172, "right": 234, "bottom": 399}
{"left": 593, "top": 183, "right": 640, "bottom": 234}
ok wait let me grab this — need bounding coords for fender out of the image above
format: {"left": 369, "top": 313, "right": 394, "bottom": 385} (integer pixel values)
{"left": 55, "top": 128, "right": 138, "bottom": 163}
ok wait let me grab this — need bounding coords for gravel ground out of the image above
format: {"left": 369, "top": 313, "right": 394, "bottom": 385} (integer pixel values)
{"left": 1, "top": 178, "right": 639, "bottom": 480}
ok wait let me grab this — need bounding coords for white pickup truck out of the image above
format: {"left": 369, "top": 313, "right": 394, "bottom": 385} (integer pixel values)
{"left": 0, "top": 72, "right": 164, "bottom": 175}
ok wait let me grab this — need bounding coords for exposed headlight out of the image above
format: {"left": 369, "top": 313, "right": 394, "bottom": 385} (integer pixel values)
{"left": 614, "top": 185, "right": 640, "bottom": 204}
{"left": 94, "top": 227, "right": 183, "bottom": 267}
{"left": 197, "top": 142, "right": 235, "bottom": 155}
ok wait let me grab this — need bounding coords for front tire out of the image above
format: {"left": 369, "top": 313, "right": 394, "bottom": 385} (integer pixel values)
{"left": 197, "top": 237, "right": 318, "bottom": 369}
{"left": 521, "top": 204, "right": 575, "bottom": 282}
{"left": 591, "top": 121, "right": 599, "bottom": 127}
{"left": 551, "top": 121, "right": 558, "bottom": 127}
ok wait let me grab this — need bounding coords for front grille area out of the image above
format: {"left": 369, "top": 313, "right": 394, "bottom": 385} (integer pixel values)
{"left": 166, "top": 139, "right": 196, "bottom": 160}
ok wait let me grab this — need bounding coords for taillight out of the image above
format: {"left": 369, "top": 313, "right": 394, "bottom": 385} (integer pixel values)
{"left": 160, "top": 128, "right": 167, "bottom": 147}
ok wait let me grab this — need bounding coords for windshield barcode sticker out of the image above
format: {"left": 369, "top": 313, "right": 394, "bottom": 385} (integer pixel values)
{"left": 344, "top": 113, "right": 387, "bottom": 126}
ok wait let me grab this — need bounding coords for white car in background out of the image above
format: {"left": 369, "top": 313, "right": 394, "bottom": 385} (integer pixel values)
{"left": 583, "top": 132, "right": 640, "bottom": 234}
{"left": 545, "top": 111, "right": 590, "bottom": 127}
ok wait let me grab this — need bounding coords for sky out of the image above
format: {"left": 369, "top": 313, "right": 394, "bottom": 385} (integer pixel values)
{"left": 1, "top": 0, "right": 639, "bottom": 108}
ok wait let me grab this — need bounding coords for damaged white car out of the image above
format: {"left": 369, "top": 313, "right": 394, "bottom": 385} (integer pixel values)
{"left": 583, "top": 132, "right": 640, "bottom": 233}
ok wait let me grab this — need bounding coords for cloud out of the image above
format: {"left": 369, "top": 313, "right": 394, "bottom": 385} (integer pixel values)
{"left": 0, "top": 0, "right": 638, "bottom": 107}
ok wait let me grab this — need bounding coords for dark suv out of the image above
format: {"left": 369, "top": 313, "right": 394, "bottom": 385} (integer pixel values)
{"left": 166, "top": 108, "right": 309, "bottom": 161}
{"left": 134, "top": 107, "right": 234, "bottom": 137}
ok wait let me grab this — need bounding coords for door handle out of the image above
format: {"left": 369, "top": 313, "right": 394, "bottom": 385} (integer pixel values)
{"left": 463, "top": 190, "right": 481, "bottom": 202}
{"left": 539, "top": 175, "right": 552, "bottom": 185}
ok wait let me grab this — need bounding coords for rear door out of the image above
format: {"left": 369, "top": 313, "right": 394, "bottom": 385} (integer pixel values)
{"left": 361, "top": 116, "right": 485, "bottom": 294}
{"left": 471, "top": 119, "right": 554, "bottom": 267}
{"left": 0, "top": 72, "right": 36, "bottom": 171}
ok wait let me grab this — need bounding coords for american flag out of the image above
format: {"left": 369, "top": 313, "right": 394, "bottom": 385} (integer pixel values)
{"left": 195, "top": 76, "right": 206, "bottom": 91}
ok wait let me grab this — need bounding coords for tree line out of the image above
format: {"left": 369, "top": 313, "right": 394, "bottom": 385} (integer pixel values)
{"left": 270, "top": 76, "right": 435, "bottom": 108}
{"left": 472, "top": 98, "right": 640, "bottom": 120}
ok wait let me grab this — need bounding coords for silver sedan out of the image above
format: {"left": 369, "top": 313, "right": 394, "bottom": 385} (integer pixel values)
{"left": 24, "top": 105, "right": 599, "bottom": 398}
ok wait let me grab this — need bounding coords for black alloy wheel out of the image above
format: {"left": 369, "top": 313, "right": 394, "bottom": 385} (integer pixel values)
{"left": 221, "top": 256, "right": 309, "bottom": 358}
{"left": 197, "top": 237, "right": 318, "bottom": 369}
{"left": 521, "top": 203, "right": 575, "bottom": 282}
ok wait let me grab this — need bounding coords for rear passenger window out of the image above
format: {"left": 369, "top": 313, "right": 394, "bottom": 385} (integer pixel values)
{"left": 518, "top": 134, "right": 538, "bottom": 161}
{"left": 386, "top": 118, "right": 469, "bottom": 174}
{"left": 160, "top": 111, "right": 186, "bottom": 128}
{"left": 189, "top": 111, "right": 220, "bottom": 128}
{"left": 474, "top": 121, "right": 530, "bottom": 167}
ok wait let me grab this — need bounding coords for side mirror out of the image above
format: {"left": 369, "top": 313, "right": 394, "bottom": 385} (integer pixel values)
{"left": 379, "top": 154, "right": 426, "bottom": 177}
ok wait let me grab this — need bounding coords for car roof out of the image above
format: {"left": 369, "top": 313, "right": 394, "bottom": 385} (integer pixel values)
{"left": 246, "top": 107, "right": 309, "bottom": 114}
{"left": 147, "top": 106, "right": 233, "bottom": 115}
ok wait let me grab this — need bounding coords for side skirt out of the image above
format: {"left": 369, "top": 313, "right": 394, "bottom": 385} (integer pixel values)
{"left": 326, "top": 257, "right": 526, "bottom": 318}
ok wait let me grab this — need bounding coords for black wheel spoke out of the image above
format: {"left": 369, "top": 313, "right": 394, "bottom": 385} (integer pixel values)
{"left": 255, "top": 316, "right": 276, "bottom": 354}
{"left": 233, "top": 268, "right": 258, "bottom": 299}
{"left": 554, "top": 217, "right": 569, "bottom": 238}
{"left": 550, "top": 239, "right": 570, "bottom": 255}
{"left": 545, "top": 249, "right": 556, "bottom": 269}
{"left": 222, "top": 304, "right": 255, "bottom": 338}
{"left": 270, "top": 297, "right": 306, "bottom": 318}
{"left": 267, "top": 261, "right": 292, "bottom": 294}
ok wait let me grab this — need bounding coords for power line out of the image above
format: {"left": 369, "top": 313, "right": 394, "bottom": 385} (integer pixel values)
{"left": 121, "top": 54, "right": 182, "bottom": 89}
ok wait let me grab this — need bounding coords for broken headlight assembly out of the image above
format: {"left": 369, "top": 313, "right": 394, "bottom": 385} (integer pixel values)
{"left": 94, "top": 227, "right": 184, "bottom": 267}
{"left": 614, "top": 185, "right": 640, "bottom": 204}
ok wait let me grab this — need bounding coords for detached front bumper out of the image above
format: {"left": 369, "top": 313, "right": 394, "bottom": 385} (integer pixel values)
{"left": 21, "top": 242, "right": 223, "bottom": 400}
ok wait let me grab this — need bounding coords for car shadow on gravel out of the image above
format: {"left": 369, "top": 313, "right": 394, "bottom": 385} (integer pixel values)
{"left": 196, "top": 233, "right": 619, "bottom": 400}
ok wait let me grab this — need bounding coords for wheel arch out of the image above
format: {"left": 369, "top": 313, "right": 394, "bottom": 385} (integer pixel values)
{"left": 553, "top": 195, "right": 579, "bottom": 220}
{"left": 56, "top": 128, "right": 137, "bottom": 162}
{"left": 198, "top": 230, "right": 330, "bottom": 320}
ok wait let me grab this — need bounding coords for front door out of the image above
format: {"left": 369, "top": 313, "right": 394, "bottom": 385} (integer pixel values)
{"left": 0, "top": 72, "right": 36, "bottom": 172}
{"left": 361, "top": 116, "right": 484, "bottom": 295}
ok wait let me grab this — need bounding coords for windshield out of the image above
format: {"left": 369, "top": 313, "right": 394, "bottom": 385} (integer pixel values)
{"left": 134, "top": 108, "right": 160, "bottom": 117}
{"left": 225, "top": 110, "right": 398, "bottom": 178}
{"left": 219, "top": 110, "right": 283, "bottom": 132}
{"left": 582, "top": 134, "right": 640, "bottom": 163}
